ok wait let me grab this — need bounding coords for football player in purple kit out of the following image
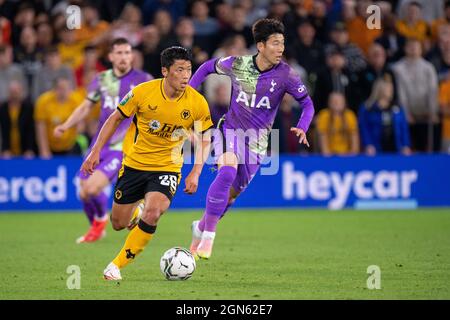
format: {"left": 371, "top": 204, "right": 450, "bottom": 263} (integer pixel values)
{"left": 188, "top": 19, "right": 315, "bottom": 259}
{"left": 54, "top": 38, "right": 152, "bottom": 243}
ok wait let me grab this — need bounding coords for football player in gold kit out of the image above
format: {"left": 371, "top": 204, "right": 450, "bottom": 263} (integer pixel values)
{"left": 81, "top": 47, "right": 213, "bottom": 280}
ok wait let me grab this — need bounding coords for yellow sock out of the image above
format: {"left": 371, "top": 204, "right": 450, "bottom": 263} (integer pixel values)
{"left": 112, "top": 220, "right": 156, "bottom": 269}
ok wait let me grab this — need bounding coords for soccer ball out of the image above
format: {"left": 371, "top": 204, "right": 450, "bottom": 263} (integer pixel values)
{"left": 160, "top": 247, "right": 196, "bottom": 281}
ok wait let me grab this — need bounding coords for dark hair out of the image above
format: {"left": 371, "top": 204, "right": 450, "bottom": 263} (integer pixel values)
{"left": 409, "top": 1, "right": 422, "bottom": 8}
{"left": 109, "top": 38, "right": 131, "bottom": 52}
{"left": 160, "top": 46, "right": 192, "bottom": 69}
{"left": 252, "top": 18, "right": 285, "bottom": 44}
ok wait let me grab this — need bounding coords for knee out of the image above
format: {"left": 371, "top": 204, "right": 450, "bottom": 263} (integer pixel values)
{"left": 141, "top": 205, "right": 163, "bottom": 226}
{"left": 83, "top": 184, "right": 102, "bottom": 197}
{"left": 217, "top": 166, "right": 237, "bottom": 185}
{"left": 111, "top": 215, "right": 127, "bottom": 231}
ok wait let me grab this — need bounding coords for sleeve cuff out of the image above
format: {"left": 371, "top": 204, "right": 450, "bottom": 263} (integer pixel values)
{"left": 117, "top": 107, "right": 129, "bottom": 118}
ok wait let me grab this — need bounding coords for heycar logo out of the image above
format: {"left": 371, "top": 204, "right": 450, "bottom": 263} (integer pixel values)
{"left": 0, "top": 166, "right": 67, "bottom": 203}
{"left": 282, "top": 162, "right": 418, "bottom": 209}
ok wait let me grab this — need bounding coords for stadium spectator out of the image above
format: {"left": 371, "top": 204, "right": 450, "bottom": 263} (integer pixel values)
{"left": 75, "top": 3, "right": 110, "bottom": 46}
{"left": 283, "top": 0, "right": 311, "bottom": 42}
{"left": 109, "top": 3, "right": 142, "bottom": 48}
{"left": 0, "top": 44, "right": 26, "bottom": 104}
{"left": 75, "top": 45, "right": 106, "bottom": 87}
{"left": 241, "top": 0, "right": 268, "bottom": 26}
{"left": 34, "top": 76, "right": 83, "bottom": 158}
{"left": 191, "top": 0, "right": 219, "bottom": 37}
{"left": 427, "top": 24, "right": 450, "bottom": 82}
{"left": 0, "top": 80, "right": 35, "bottom": 158}
{"left": 316, "top": 92, "right": 359, "bottom": 156}
{"left": 36, "top": 22, "right": 54, "bottom": 53}
{"left": 397, "top": 0, "right": 444, "bottom": 24}
{"left": 375, "top": 13, "right": 406, "bottom": 63}
{"left": 141, "top": 0, "right": 187, "bottom": 25}
{"left": 173, "top": 17, "right": 209, "bottom": 68}
{"left": 57, "top": 27, "right": 86, "bottom": 70}
{"left": 139, "top": 25, "right": 163, "bottom": 78}
{"left": 324, "top": 21, "right": 367, "bottom": 75}
{"left": 430, "top": 0, "right": 450, "bottom": 42}
{"left": 266, "top": 0, "right": 290, "bottom": 22}
{"left": 0, "top": 15, "right": 11, "bottom": 45}
{"left": 344, "top": 0, "right": 382, "bottom": 56}
{"left": 395, "top": 2, "right": 430, "bottom": 47}
{"left": 439, "top": 76, "right": 450, "bottom": 152}
{"left": 358, "top": 78, "right": 412, "bottom": 155}
{"left": 359, "top": 43, "right": 397, "bottom": 103}
{"left": 14, "top": 26, "right": 43, "bottom": 102}
{"left": 153, "top": 9, "right": 176, "bottom": 49}
{"left": 189, "top": 1, "right": 219, "bottom": 56}
{"left": 214, "top": 2, "right": 233, "bottom": 32}
{"left": 289, "top": 18, "right": 324, "bottom": 80}
{"left": 32, "top": 47, "right": 75, "bottom": 102}
{"left": 11, "top": 3, "right": 35, "bottom": 46}
{"left": 313, "top": 47, "right": 360, "bottom": 113}
{"left": 221, "top": 5, "right": 254, "bottom": 48}
{"left": 308, "top": 0, "right": 328, "bottom": 43}
{"left": 392, "top": 38, "right": 439, "bottom": 152}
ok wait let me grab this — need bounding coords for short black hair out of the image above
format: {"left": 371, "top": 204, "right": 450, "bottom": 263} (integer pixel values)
{"left": 109, "top": 38, "right": 131, "bottom": 52}
{"left": 160, "top": 46, "right": 192, "bottom": 69}
{"left": 252, "top": 18, "right": 285, "bottom": 44}
{"left": 409, "top": 1, "right": 422, "bottom": 8}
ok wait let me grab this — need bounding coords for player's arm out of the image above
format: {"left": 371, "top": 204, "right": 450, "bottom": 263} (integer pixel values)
{"left": 35, "top": 120, "right": 52, "bottom": 159}
{"left": 286, "top": 70, "right": 315, "bottom": 147}
{"left": 184, "top": 129, "right": 212, "bottom": 194}
{"left": 54, "top": 99, "right": 95, "bottom": 138}
{"left": 189, "top": 56, "right": 234, "bottom": 89}
{"left": 81, "top": 110, "right": 125, "bottom": 175}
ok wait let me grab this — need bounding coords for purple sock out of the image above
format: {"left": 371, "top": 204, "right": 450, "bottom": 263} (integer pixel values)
{"left": 91, "top": 192, "right": 108, "bottom": 220}
{"left": 200, "top": 166, "right": 237, "bottom": 232}
{"left": 82, "top": 199, "right": 96, "bottom": 225}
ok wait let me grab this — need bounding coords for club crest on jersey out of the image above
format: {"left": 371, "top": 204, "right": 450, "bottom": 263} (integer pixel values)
{"left": 269, "top": 79, "right": 277, "bottom": 92}
{"left": 181, "top": 109, "right": 191, "bottom": 120}
{"left": 149, "top": 120, "right": 161, "bottom": 132}
{"left": 236, "top": 91, "right": 271, "bottom": 109}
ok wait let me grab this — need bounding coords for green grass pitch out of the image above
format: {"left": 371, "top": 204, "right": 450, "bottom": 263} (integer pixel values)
{"left": 1, "top": 209, "right": 449, "bottom": 300}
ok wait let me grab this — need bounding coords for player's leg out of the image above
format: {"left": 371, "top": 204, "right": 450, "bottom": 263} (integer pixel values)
{"left": 191, "top": 152, "right": 238, "bottom": 259}
{"left": 104, "top": 171, "right": 179, "bottom": 280}
{"left": 76, "top": 170, "right": 110, "bottom": 243}
{"left": 103, "top": 201, "right": 141, "bottom": 280}
{"left": 190, "top": 186, "right": 239, "bottom": 256}
{"left": 109, "top": 192, "right": 171, "bottom": 272}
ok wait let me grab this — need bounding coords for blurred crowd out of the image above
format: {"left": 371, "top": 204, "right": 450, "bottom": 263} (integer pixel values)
{"left": 0, "top": 0, "right": 449, "bottom": 159}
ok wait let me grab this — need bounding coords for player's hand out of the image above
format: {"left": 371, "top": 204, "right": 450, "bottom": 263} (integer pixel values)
{"left": 81, "top": 150, "right": 100, "bottom": 175}
{"left": 184, "top": 171, "right": 200, "bottom": 194}
{"left": 290, "top": 127, "right": 310, "bottom": 147}
{"left": 53, "top": 125, "right": 66, "bottom": 138}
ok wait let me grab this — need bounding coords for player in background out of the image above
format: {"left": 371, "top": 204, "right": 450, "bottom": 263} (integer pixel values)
{"left": 54, "top": 38, "right": 152, "bottom": 243}
{"left": 188, "top": 19, "right": 315, "bottom": 259}
{"left": 81, "top": 46, "right": 213, "bottom": 281}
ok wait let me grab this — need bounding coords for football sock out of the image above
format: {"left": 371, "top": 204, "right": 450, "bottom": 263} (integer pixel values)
{"left": 92, "top": 192, "right": 108, "bottom": 220}
{"left": 199, "top": 166, "right": 237, "bottom": 232}
{"left": 112, "top": 220, "right": 156, "bottom": 269}
{"left": 82, "top": 199, "right": 96, "bottom": 225}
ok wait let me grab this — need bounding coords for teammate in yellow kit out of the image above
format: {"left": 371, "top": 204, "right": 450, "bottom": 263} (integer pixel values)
{"left": 81, "top": 47, "right": 213, "bottom": 280}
